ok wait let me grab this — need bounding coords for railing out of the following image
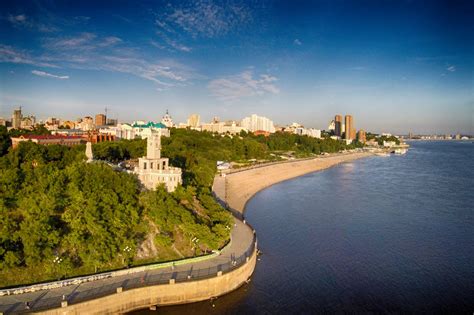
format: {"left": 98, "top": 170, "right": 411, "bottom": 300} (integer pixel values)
{"left": 0, "top": 233, "right": 256, "bottom": 314}
{"left": 222, "top": 151, "right": 360, "bottom": 176}
{"left": 0, "top": 182, "right": 258, "bottom": 314}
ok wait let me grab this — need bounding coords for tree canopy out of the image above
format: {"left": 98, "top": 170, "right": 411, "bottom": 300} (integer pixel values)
{"left": 0, "top": 128, "right": 358, "bottom": 287}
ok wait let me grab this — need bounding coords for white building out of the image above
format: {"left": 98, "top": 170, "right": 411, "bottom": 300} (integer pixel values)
{"left": 327, "top": 120, "right": 335, "bottom": 132}
{"left": 77, "top": 116, "right": 94, "bottom": 131}
{"left": 134, "top": 130, "right": 182, "bottom": 192}
{"left": 383, "top": 140, "right": 397, "bottom": 147}
{"left": 306, "top": 128, "right": 321, "bottom": 138}
{"left": 113, "top": 122, "right": 170, "bottom": 140}
{"left": 241, "top": 114, "right": 275, "bottom": 133}
{"left": 201, "top": 120, "right": 246, "bottom": 134}
{"left": 161, "top": 110, "right": 174, "bottom": 128}
{"left": 187, "top": 114, "right": 200, "bottom": 128}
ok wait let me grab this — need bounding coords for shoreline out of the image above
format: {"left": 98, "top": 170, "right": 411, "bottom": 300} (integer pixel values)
{"left": 217, "top": 152, "right": 373, "bottom": 213}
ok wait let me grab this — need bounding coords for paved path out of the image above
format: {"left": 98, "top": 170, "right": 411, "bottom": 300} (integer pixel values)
{"left": 0, "top": 178, "right": 255, "bottom": 314}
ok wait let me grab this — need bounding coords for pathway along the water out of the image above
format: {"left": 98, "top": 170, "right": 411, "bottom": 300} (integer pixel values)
{"left": 0, "top": 152, "right": 371, "bottom": 313}
{"left": 144, "top": 141, "right": 473, "bottom": 314}
{"left": 0, "top": 212, "right": 255, "bottom": 313}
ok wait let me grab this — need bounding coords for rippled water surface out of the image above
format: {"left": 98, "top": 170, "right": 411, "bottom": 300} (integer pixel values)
{"left": 137, "top": 141, "right": 474, "bottom": 314}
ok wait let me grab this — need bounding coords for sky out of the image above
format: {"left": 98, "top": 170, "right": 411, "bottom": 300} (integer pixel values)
{"left": 0, "top": 0, "right": 472, "bottom": 134}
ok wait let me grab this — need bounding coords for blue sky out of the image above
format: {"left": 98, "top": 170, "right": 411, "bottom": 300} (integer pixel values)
{"left": 0, "top": 0, "right": 472, "bottom": 134}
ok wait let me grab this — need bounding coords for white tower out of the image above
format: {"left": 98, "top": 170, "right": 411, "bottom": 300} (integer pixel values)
{"left": 146, "top": 133, "right": 161, "bottom": 159}
{"left": 85, "top": 141, "right": 93, "bottom": 163}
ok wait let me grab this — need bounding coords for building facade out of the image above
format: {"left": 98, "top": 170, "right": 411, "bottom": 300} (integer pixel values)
{"left": 95, "top": 114, "right": 107, "bottom": 126}
{"left": 161, "top": 110, "right": 174, "bottom": 128}
{"left": 201, "top": 120, "right": 246, "bottom": 134}
{"left": 11, "top": 135, "right": 85, "bottom": 148}
{"left": 134, "top": 130, "right": 182, "bottom": 192}
{"left": 20, "top": 116, "right": 36, "bottom": 129}
{"left": 187, "top": 114, "right": 200, "bottom": 128}
{"left": 241, "top": 114, "right": 275, "bottom": 133}
{"left": 12, "top": 108, "right": 22, "bottom": 129}
{"left": 344, "top": 115, "right": 354, "bottom": 140}
{"left": 357, "top": 129, "right": 366, "bottom": 143}
{"left": 334, "top": 115, "right": 342, "bottom": 137}
{"left": 77, "top": 116, "right": 94, "bottom": 131}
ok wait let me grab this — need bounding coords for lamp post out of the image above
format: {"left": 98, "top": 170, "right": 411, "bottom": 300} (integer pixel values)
{"left": 123, "top": 246, "right": 132, "bottom": 266}
{"left": 53, "top": 256, "right": 63, "bottom": 280}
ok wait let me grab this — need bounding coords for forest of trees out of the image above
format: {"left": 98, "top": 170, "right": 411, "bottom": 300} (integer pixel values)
{"left": 0, "top": 127, "right": 361, "bottom": 287}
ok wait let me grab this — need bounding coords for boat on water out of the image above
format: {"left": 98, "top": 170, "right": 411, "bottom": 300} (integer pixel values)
{"left": 392, "top": 148, "right": 408, "bottom": 155}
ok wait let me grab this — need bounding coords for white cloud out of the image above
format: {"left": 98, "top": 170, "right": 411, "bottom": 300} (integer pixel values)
{"left": 2, "top": 30, "right": 194, "bottom": 91}
{"left": 166, "top": 39, "right": 192, "bottom": 52}
{"left": 98, "top": 36, "right": 122, "bottom": 47}
{"left": 100, "top": 56, "right": 191, "bottom": 88}
{"left": 8, "top": 14, "right": 27, "bottom": 25}
{"left": 32, "top": 70, "right": 69, "bottom": 80}
{"left": 0, "top": 44, "right": 57, "bottom": 68}
{"left": 294, "top": 39, "right": 302, "bottom": 46}
{"left": 6, "top": 14, "right": 58, "bottom": 32}
{"left": 167, "top": 2, "right": 251, "bottom": 38}
{"left": 208, "top": 70, "right": 280, "bottom": 101}
{"left": 44, "top": 32, "right": 97, "bottom": 50}
{"left": 153, "top": 0, "right": 252, "bottom": 52}
{"left": 446, "top": 65, "right": 456, "bottom": 72}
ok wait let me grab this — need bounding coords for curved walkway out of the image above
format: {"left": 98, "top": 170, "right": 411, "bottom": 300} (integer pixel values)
{"left": 0, "top": 152, "right": 371, "bottom": 313}
{"left": 0, "top": 196, "right": 255, "bottom": 313}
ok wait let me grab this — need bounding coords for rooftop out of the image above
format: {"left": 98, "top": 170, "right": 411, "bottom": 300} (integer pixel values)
{"left": 13, "top": 135, "right": 84, "bottom": 140}
{"left": 132, "top": 122, "right": 167, "bottom": 129}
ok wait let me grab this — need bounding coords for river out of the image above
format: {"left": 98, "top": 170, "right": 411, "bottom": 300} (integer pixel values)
{"left": 135, "top": 141, "right": 474, "bottom": 314}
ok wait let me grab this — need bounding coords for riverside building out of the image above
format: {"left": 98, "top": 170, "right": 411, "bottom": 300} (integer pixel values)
{"left": 357, "top": 129, "right": 366, "bottom": 143}
{"left": 334, "top": 115, "right": 342, "bottom": 137}
{"left": 345, "top": 115, "right": 355, "bottom": 140}
{"left": 241, "top": 114, "right": 275, "bottom": 133}
{"left": 134, "top": 130, "right": 182, "bottom": 192}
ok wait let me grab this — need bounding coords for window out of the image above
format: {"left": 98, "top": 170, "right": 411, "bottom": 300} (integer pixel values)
{"left": 143, "top": 162, "right": 147, "bottom": 169}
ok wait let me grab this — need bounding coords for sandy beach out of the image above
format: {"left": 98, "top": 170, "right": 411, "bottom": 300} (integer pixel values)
{"left": 215, "top": 152, "right": 373, "bottom": 213}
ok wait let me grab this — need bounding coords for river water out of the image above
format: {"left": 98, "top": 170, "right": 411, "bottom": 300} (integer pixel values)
{"left": 137, "top": 141, "right": 474, "bottom": 314}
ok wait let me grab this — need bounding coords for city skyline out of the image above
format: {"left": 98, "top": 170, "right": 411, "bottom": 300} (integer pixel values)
{"left": 0, "top": 0, "right": 473, "bottom": 134}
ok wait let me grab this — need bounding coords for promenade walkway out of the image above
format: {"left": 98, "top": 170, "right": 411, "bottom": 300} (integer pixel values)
{"left": 0, "top": 178, "right": 255, "bottom": 314}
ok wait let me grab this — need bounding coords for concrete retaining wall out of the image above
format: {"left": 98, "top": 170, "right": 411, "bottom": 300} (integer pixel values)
{"left": 39, "top": 247, "right": 257, "bottom": 314}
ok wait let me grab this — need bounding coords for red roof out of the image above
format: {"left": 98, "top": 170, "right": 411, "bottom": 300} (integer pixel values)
{"left": 16, "top": 135, "right": 84, "bottom": 140}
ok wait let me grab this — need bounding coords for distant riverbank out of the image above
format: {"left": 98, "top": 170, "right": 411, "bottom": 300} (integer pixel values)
{"left": 216, "top": 152, "right": 373, "bottom": 213}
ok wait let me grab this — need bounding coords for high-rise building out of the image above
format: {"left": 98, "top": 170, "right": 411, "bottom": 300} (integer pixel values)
{"left": 357, "top": 129, "right": 366, "bottom": 143}
{"left": 241, "top": 114, "right": 275, "bottom": 133}
{"left": 187, "top": 114, "right": 200, "bottom": 128}
{"left": 334, "top": 115, "right": 342, "bottom": 137}
{"left": 344, "top": 115, "right": 354, "bottom": 140}
{"left": 12, "top": 108, "right": 22, "bottom": 129}
{"left": 95, "top": 114, "right": 107, "bottom": 126}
